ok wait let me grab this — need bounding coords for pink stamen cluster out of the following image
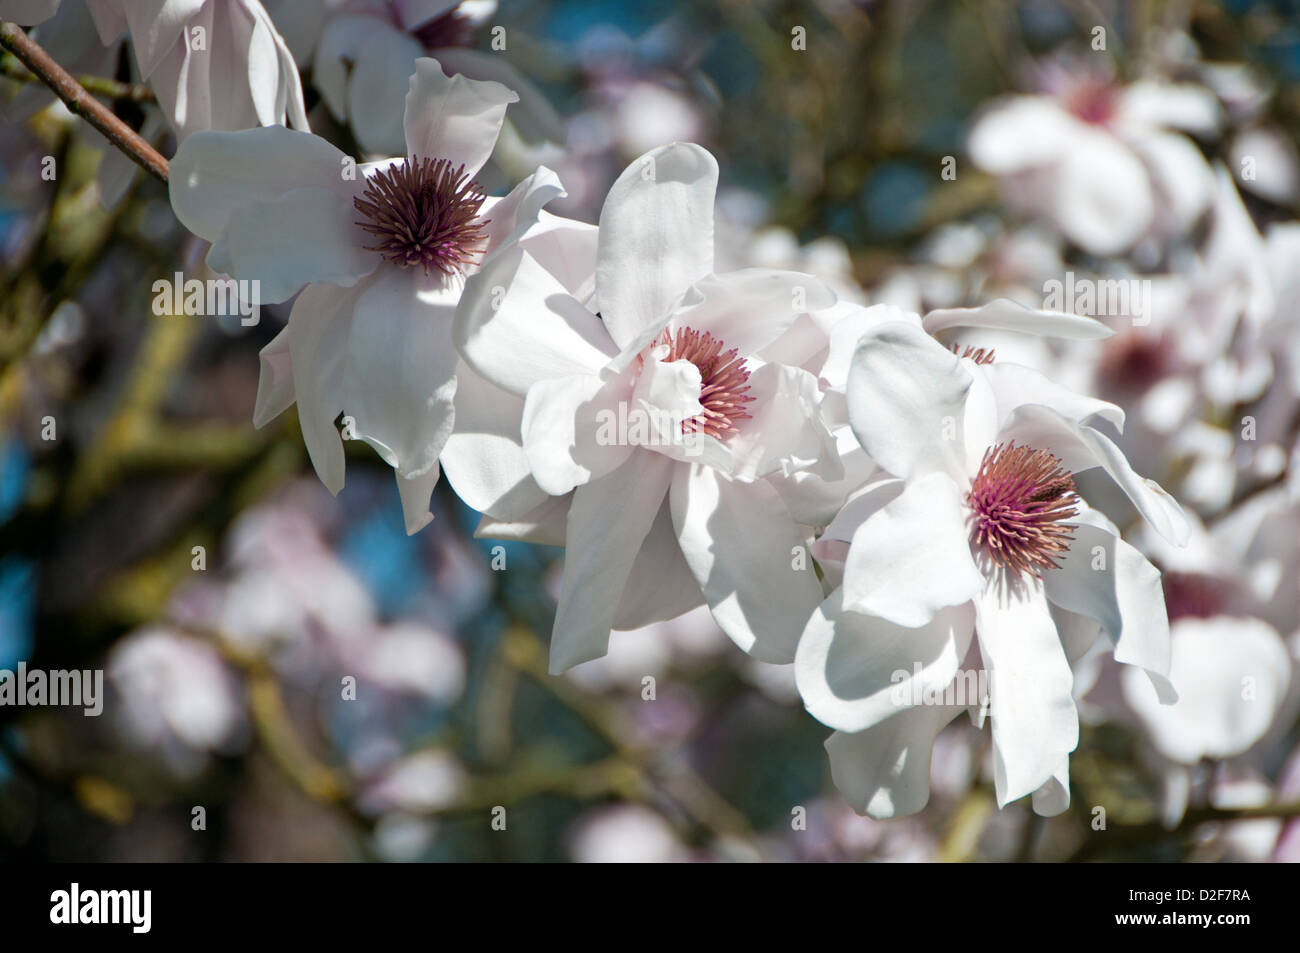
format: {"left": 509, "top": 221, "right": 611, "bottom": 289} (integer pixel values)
{"left": 354, "top": 156, "right": 489, "bottom": 278}
{"left": 655, "top": 327, "right": 754, "bottom": 440}
{"left": 967, "top": 441, "right": 1079, "bottom": 578}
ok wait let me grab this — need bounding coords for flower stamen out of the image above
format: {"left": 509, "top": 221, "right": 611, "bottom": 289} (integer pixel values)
{"left": 652, "top": 327, "right": 754, "bottom": 440}
{"left": 353, "top": 156, "right": 489, "bottom": 278}
{"left": 967, "top": 441, "right": 1079, "bottom": 577}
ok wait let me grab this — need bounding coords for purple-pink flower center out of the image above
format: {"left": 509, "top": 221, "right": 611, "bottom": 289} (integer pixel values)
{"left": 651, "top": 326, "right": 754, "bottom": 440}
{"left": 353, "top": 156, "right": 489, "bottom": 278}
{"left": 967, "top": 441, "right": 1079, "bottom": 578}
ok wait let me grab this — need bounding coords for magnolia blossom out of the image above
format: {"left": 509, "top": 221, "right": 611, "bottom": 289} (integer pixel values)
{"left": 280, "top": 0, "right": 563, "bottom": 165}
{"left": 453, "top": 142, "right": 843, "bottom": 672}
{"left": 85, "top": 0, "right": 309, "bottom": 141}
{"left": 794, "top": 320, "right": 1190, "bottom": 817}
{"left": 969, "top": 69, "right": 1221, "bottom": 255}
{"left": 170, "top": 57, "right": 586, "bottom": 533}
{"left": 1120, "top": 615, "right": 1292, "bottom": 824}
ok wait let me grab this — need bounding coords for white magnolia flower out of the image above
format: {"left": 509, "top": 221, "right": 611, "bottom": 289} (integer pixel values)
{"left": 289, "top": 0, "right": 563, "bottom": 166}
{"left": 87, "top": 0, "right": 309, "bottom": 141}
{"left": 170, "top": 58, "right": 587, "bottom": 533}
{"left": 108, "top": 627, "right": 246, "bottom": 776}
{"left": 454, "top": 142, "right": 843, "bottom": 672}
{"left": 969, "top": 71, "right": 1221, "bottom": 255}
{"left": 794, "top": 321, "right": 1189, "bottom": 817}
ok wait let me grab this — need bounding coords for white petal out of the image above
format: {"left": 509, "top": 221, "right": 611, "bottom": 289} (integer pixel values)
{"left": 921, "top": 297, "right": 1113, "bottom": 341}
{"left": 340, "top": 269, "right": 459, "bottom": 480}
{"left": 395, "top": 461, "right": 441, "bottom": 535}
{"left": 252, "top": 325, "right": 294, "bottom": 428}
{"left": 216, "top": 186, "right": 378, "bottom": 303}
{"left": 1031, "top": 756, "right": 1071, "bottom": 818}
{"left": 613, "top": 500, "right": 705, "bottom": 631}
{"left": 514, "top": 210, "right": 599, "bottom": 298}
{"left": 1120, "top": 616, "right": 1290, "bottom": 764}
{"left": 1043, "top": 513, "right": 1176, "bottom": 703}
{"left": 824, "top": 705, "right": 964, "bottom": 818}
{"left": 1052, "top": 128, "right": 1153, "bottom": 255}
{"left": 975, "top": 581, "right": 1078, "bottom": 807}
{"left": 475, "top": 493, "right": 571, "bottom": 547}
{"left": 478, "top": 166, "right": 566, "bottom": 264}
{"left": 288, "top": 279, "right": 370, "bottom": 494}
{"left": 820, "top": 303, "right": 924, "bottom": 393}
{"left": 1117, "top": 81, "right": 1222, "bottom": 137}
{"left": 169, "top": 126, "right": 359, "bottom": 240}
{"left": 982, "top": 361, "right": 1125, "bottom": 432}
{"left": 549, "top": 452, "right": 674, "bottom": 673}
{"left": 967, "top": 96, "right": 1076, "bottom": 173}
{"left": 521, "top": 371, "right": 635, "bottom": 496}
{"left": 596, "top": 143, "right": 718, "bottom": 349}
{"left": 440, "top": 362, "right": 547, "bottom": 520}
{"left": 728, "top": 363, "right": 841, "bottom": 482}
{"left": 312, "top": 15, "right": 393, "bottom": 121}
{"left": 841, "top": 471, "right": 985, "bottom": 628}
{"left": 669, "top": 268, "right": 837, "bottom": 357}
{"left": 348, "top": 27, "right": 423, "bottom": 155}
{"left": 846, "top": 320, "right": 972, "bottom": 481}
{"left": 125, "top": 0, "right": 205, "bottom": 79}
{"left": 403, "top": 57, "right": 518, "bottom": 177}
{"left": 455, "top": 247, "right": 616, "bottom": 398}
{"left": 795, "top": 587, "right": 975, "bottom": 733}
{"left": 1001, "top": 403, "right": 1190, "bottom": 545}
{"left": 670, "top": 466, "right": 824, "bottom": 663}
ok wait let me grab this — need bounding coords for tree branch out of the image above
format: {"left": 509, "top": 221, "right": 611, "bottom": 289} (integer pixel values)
{"left": 0, "top": 20, "right": 168, "bottom": 183}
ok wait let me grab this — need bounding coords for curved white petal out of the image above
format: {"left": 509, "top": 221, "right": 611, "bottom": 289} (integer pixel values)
{"left": 348, "top": 26, "right": 423, "bottom": 155}
{"left": 1052, "top": 127, "right": 1153, "bottom": 255}
{"left": 921, "top": 297, "right": 1113, "bottom": 341}
{"left": 824, "top": 705, "right": 964, "bottom": 819}
{"left": 841, "top": 471, "right": 985, "bottom": 628}
{"left": 1043, "top": 512, "right": 1176, "bottom": 703}
{"left": 253, "top": 325, "right": 295, "bottom": 428}
{"left": 1031, "top": 756, "right": 1071, "bottom": 818}
{"left": 478, "top": 166, "right": 566, "bottom": 264}
{"left": 795, "top": 587, "right": 975, "bottom": 733}
{"left": 728, "top": 363, "right": 841, "bottom": 483}
{"left": 975, "top": 581, "right": 1079, "bottom": 807}
{"left": 670, "top": 465, "right": 824, "bottom": 663}
{"left": 339, "top": 269, "right": 459, "bottom": 480}
{"left": 820, "top": 303, "right": 922, "bottom": 393}
{"left": 395, "top": 460, "right": 441, "bottom": 535}
{"left": 596, "top": 143, "right": 718, "bottom": 349}
{"left": 670, "top": 268, "right": 837, "bottom": 357}
{"left": 455, "top": 247, "right": 616, "bottom": 398}
{"left": 968, "top": 96, "right": 1076, "bottom": 173}
{"left": 549, "top": 452, "right": 674, "bottom": 673}
{"left": 982, "top": 361, "right": 1125, "bottom": 432}
{"left": 846, "top": 320, "right": 972, "bottom": 481}
{"left": 441, "top": 361, "right": 547, "bottom": 520}
{"left": 169, "top": 126, "right": 359, "bottom": 240}
{"left": 521, "top": 371, "right": 636, "bottom": 496}
{"left": 1120, "top": 616, "right": 1290, "bottom": 765}
{"left": 216, "top": 186, "right": 378, "bottom": 303}
{"left": 1001, "top": 403, "right": 1189, "bottom": 545}
{"left": 287, "top": 278, "right": 370, "bottom": 494}
{"left": 125, "top": 0, "right": 205, "bottom": 79}
{"left": 613, "top": 500, "right": 705, "bottom": 631}
{"left": 403, "top": 57, "right": 517, "bottom": 177}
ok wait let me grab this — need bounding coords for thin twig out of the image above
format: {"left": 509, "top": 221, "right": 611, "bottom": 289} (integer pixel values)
{"left": 1, "top": 52, "right": 155, "bottom": 103}
{"left": 0, "top": 20, "right": 168, "bottom": 183}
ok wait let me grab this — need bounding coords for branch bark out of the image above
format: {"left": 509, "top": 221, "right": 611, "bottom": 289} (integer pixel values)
{"left": 0, "top": 20, "right": 168, "bottom": 183}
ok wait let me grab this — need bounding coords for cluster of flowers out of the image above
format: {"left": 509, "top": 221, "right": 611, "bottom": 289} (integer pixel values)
{"left": 160, "top": 46, "right": 1203, "bottom": 818}
{"left": 5, "top": 2, "right": 1296, "bottom": 837}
